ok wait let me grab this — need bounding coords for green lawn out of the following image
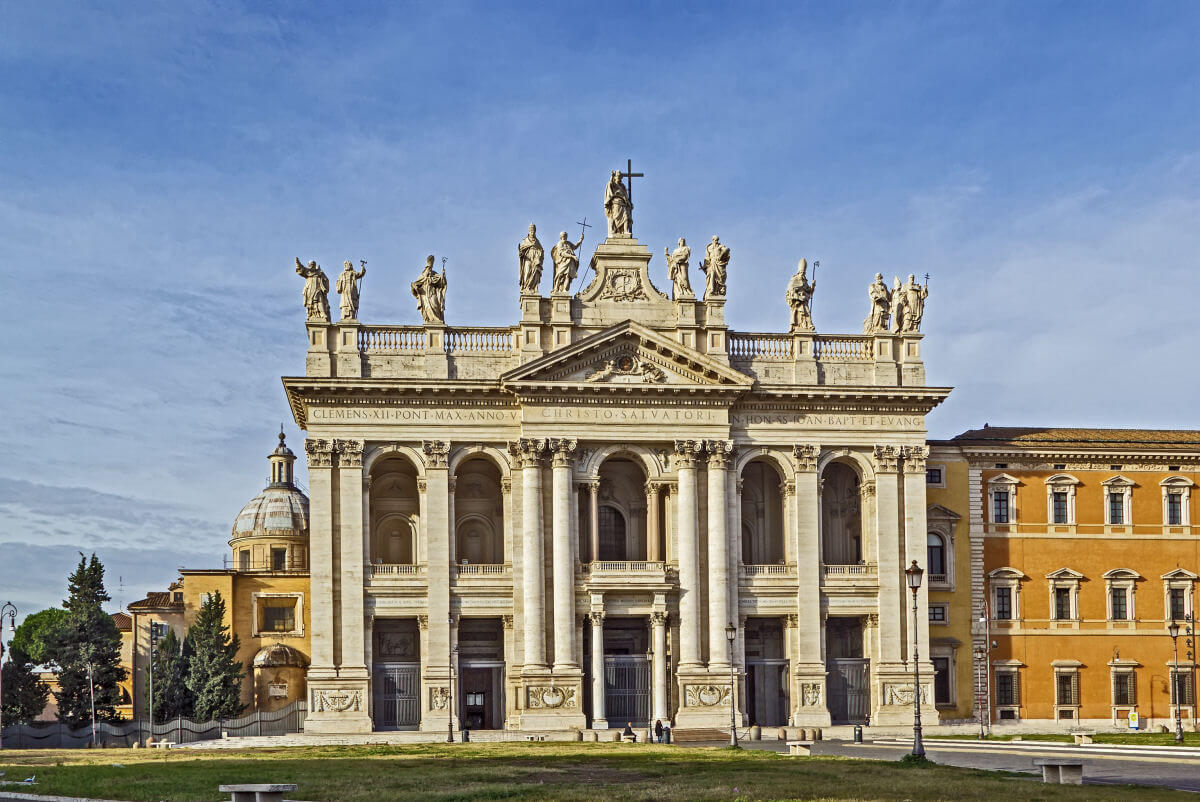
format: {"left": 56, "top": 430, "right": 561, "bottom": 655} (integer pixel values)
{"left": 0, "top": 742, "right": 1192, "bottom": 802}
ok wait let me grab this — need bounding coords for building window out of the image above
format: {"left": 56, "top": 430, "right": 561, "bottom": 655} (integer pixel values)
{"left": 1102, "top": 476, "right": 1134, "bottom": 526}
{"left": 1112, "top": 671, "right": 1137, "bottom": 706}
{"left": 1168, "top": 493, "right": 1183, "bottom": 525}
{"left": 1110, "top": 587, "right": 1128, "bottom": 620}
{"left": 926, "top": 533, "right": 946, "bottom": 581}
{"left": 1056, "top": 671, "right": 1080, "bottom": 707}
{"left": 1052, "top": 492, "right": 1069, "bottom": 524}
{"left": 995, "top": 671, "right": 1019, "bottom": 706}
{"left": 932, "top": 656, "right": 952, "bottom": 706}
{"left": 598, "top": 505, "right": 627, "bottom": 561}
{"left": 1161, "top": 477, "right": 1194, "bottom": 526}
{"left": 1171, "top": 671, "right": 1196, "bottom": 706}
{"left": 926, "top": 467, "right": 943, "bottom": 486}
{"left": 992, "top": 491, "right": 1010, "bottom": 523}
{"left": 929, "top": 604, "right": 948, "bottom": 623}
{"left": 1109, "top": 492, "right": 1125, "bottom": 524}
{"left": 995, "top": 586, "right": 1012, "bottom": 620}
{"left": 271, "top": 547, "right": 287, "bottom": 571}
{"left": 238, "top": 550, "right": 250, "bottom": 570}
{"left": 261, "top": 600, "right": 296, "bottom": 633}
{"left": 1054, "top": 587, "right": 1072, "bottom": 620}
{"left": 1170, "top": 588, "right": 1187, "bottom": 621}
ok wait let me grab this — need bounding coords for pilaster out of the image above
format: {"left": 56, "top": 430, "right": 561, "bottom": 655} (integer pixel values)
{"left": 305, "top": 322, "right": 334, "bottom": 377}
{"left": 550, "top": 438, "right": 578, "bottom": 670}
{"left": 873, "top": 445, "right": 904, "bottom": 666}
{"left": 705, "top": 440, "right": 733, "bottom": 671}
{"left": 335, "top": 320, "right": 362, "bottom": 378}
{"left": 420, "top": 440, "right": 453, "bottom": 732}
{"left": 672, "top": 440, "right": 704, "bottom": 670}
{"left": 791, "top": 444, "right": 831, "bottom": 726}
{"left": 423, "top": 324, "right": 449, "bottom": 379}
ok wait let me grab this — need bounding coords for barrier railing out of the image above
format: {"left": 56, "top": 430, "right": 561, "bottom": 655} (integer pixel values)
{"left": 813, "top": 335, "right": 874, "bottom": 360}
{"left": 368, "top": 563, "right": 424, "bottom": 576}
{"left": 445, "top": 327, "right": 515, "bottom": 354}
{"left": 743, "top": 563, "right": 796, "bottom": 576}
{"left": 359, "top": 326, "right": 425, "bottom": 353}
{"left": 454, "top": 563, "right": 510, "bottom": 576}
{"left": 728, "top": 332, "right": 794, "bottom": 359}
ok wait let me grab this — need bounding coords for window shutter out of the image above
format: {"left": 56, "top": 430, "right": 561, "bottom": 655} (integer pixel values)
{"left": 1012, "top": 671, "right": 1020, "bottom": 705}
{"left": 1071, "top": 672, "right": 1080, "bottom": 706}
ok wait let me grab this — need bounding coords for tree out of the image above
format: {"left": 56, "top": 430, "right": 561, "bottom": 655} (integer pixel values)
{"left": 149, "top": 628, "right": 193, "bottom": 722}
{"left": 52, "top": 553, "right": 127, "bottom": 727}
{"left": 1, "top": 644, "right": 51, "bottom": 725}
{"left": 10, "top": 608, "right": 68, "bottom": 667}
{"left": 185, "top": 591, "right": 246, "bottom": 721}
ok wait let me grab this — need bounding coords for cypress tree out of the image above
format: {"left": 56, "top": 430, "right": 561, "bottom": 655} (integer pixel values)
{"left": 53, "top": 553, "right": 127, "bottom": 727}
{"left": 185, "top": 590, "right": 246, "bottom": 721}
{"left": 149, "top": 628, "right": 193, "bottom": 722}
{"left": 1, "top": 644, "right": 51, "bottom": 725}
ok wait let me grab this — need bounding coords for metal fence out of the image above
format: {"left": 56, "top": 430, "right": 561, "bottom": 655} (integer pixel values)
{"left": 0, "top": 701, "right": 306, "bottom": 748}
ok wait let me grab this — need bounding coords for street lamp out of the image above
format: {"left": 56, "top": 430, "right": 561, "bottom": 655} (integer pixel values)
{"left": 0, "top": 601, "right": 17, "bottom": 750}
{"left": 1169, "top": 619, "right": 1184, "bottom": 743}
{"left": 905, "top": 560, "right": 925, "bottom": 758}
{"left": 725, "top": 622, "right": 738, "bottom": 747}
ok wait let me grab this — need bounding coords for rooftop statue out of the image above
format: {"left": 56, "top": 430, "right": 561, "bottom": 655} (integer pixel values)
{"left": 889, "top": 275, "right": 905, "bottom": 333}
{"left": 899, "top": 273, "right": 929, "bottom": 332}
{"left": 518, "top": 223, "right": 545, "bottom": 294}
{"left": 551, "top": 230, "right": 585, "bottom": 294}
{"left": 786, "top": 258, "right": 815, "bottom": 332}
{"left": 295, "top": 257, "right": 330, "bottom": 322}
{"left": 604, "top": 170, "right": 633, "bottom": 237}
{"left": 411, "top": 255, "right": 447, "bottom": 324}
{"left": 863, "top": 272, "right": 892, "bottom": 334}
{"left": 336, "top": 260, "right": 366, "bottom": 321}
{"left": 700, "top": 235, "right": 730, "bottom": 299}
{"left": 664, "top": 238, "right": 694, "bottom": 300}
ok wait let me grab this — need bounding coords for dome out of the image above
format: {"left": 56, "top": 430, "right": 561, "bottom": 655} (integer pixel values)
{"left": 253, "top": 643, "right": 309, "bottom": 668}
{"left": 233, "top": 485, "right": 309, "bottom": 536}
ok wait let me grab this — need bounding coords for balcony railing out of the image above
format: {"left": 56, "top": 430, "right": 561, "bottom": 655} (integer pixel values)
{"left": 929, "top": 573, "right": 948, "bottom": 585}
{"left": 821, "top": 562, "right": 879, "bottom": 580}
{"left": 368, "top": 563, "right": 425, "bottom": 577}
{"left": 454, "top": 563, "right": 511, "bottom": 576}
{"left": 813, "top": 335, "right": 874, "bottom": 360}
{"left": 358, "top": 325, "right": 517, "bottom": 355}
{"left": 445, "top": 327, "right": 515, "bottom": 354}
{"left": 582, "top": 561, "right": 666, "bottom": 573}
{"left": 728, "top": 332, "right": 793, "bottom": 359}
{"left": 743, "top": 563, "right": 796, "bottom": 576}
{"left": 359, "top": 325, "right": 426, "bottom": 353}
{"left": 225, "top": 557, "right": 308, "bottom": 573}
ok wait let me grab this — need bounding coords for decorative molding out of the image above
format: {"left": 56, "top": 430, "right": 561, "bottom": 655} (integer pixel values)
{"left": 900, "top": 444, "right": 929, "bottom": 473}
{"left": 792, "top": 444, "right": 820, "bottom": 472}
{"left": 305, "top": 439, "right": 333, "bottom": 469}
{"left": 684, "top": 684, "right": 731, "bottom": 707}
{"left": 502, "top": 614, "right": 513, "bottom": 630}
{"left": 335, "top": 438, "right": 364, "bottom": 468}
{"left": 312, "top": 688, "right": 362, "bottom": 713}
{"left": 597, "top": 268, "right": 650, "bottom": 302}
{"left": 417, "top": 614, "right": 429, "bottom": 631}
{"left": 800, "top": 683, "right": 823, "bottom": 707}
{"left": 883, "top": 682, "right": 929, "bottom": 706}
{"left": 872, "top": 445, "right": 900, "bottom": 473}
{"left": 429, "top": 686, "right": 450, "bottom": 711}
{"left": 422, "top": 440, "right": 450, "bottom": 468}
{"left": 527, "top": 685, "right": 577, "bottom": 709}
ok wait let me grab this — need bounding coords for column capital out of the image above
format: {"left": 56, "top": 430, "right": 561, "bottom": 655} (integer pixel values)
{"left": 422, "top": 440, "right": 450, "bottom": 468}
{"left": 305, "top": 438, "right": 334, "bottom": 469}
{"left": 792, "top": 444, "right": 820, "bottom": 472}
{"left": 502, "top": 614, "right": 513, "bottom": 630}
{"left": 673, "top": 439, "right": 705, "bottom": 467}
{"left": 780, "top": 480, "right": 796, "bottom": 498}
{"left": 549, "top": 437, "right": 578, "bottom": 467}
{"left": 509, "top": 438, "right": 547, "bottom": 468}
{"left": 901, "top": 444, "right": 930, "bottom": 473}
{"left": 417, "top": 614, "right": 429, "bottom": 631}
{"left": 705, "top": 439, "right": 734, "bottom": 469}
{"left": 589, "top": 610, "right": 606, "bottom": 626}
{"left": 334, "top": 438, "right": 364, "bottom": 468}
{"left": 417, "top": 478, "right": 428, "bottom": 493}
{"left": 650, "top": 611, "right": 669, "bottom": 626}
{"left": 872, "top": 444, "right": 901, "bottom": 473}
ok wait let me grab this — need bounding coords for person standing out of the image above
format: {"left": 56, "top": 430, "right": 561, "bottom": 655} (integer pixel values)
{"left": 654, "top": 719, "right": 664, "bottom": 743}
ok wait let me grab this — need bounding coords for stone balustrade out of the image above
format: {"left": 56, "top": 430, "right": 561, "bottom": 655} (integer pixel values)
{"left": 367, "top": 563, "right": 425, "bottom": 577}
{"left": 454, "top": 563, "right": 511, "bottom": 576}
{"left": 813, "top": 335, "right": 874, "bottom": 360}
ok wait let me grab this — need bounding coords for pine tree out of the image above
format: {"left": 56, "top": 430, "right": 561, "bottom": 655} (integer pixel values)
{"left": 52, "top": 553, "right": 127, "bottom": 727}
{"left": 149, "top": 628, "right": 193, "bottom": 722}
{"left": 1, "top": 644, "right": 51, "bottom": 725}
{"left": 185, "top": 591, "right": 246, "bottom": 721}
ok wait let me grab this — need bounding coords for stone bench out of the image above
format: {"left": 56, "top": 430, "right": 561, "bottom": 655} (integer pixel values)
{"left": 786, "top": 740, "right": 813, "bottom": 756}
{"left": 151, "top": 741, "right": 176, "bottom": 749}
{"left": 1070, "top": 730, "right": 1096, "bottom": 745}
{"left": 1032, "top": 758, "right": 1084, "bottom": 785}
{"left": 219, "top": 783, "right": 298, "bottom": 802}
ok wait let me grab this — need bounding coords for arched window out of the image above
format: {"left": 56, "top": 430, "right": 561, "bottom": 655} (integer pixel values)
{"left": 370, "top": 455, "right": 420, "bottom": 565}
{"left": 926, "top": 533, "right": 946, "bottom": 579}
{"left": 598, "top": 505, "right": 627, "bottom": 561}
{"left": 454, "top": 457, "right": 504, "bottom": 564}
{"left": 821, "top": 462, "right": 862, "bottom": 565}
{"left": 741, "top": 459, "right": 785, "bottom": 565}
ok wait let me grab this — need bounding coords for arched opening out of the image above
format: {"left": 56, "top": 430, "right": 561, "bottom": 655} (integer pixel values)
{"left": 741, "top": 459, "right": 786, "bottom": 565}
{"left": 599, "top": 505, "right": 627, "bottom": 560}
{"left": 581, "top": 458, "right": 649, "bottom": 562}
{"left": 926, "top": 532, "right": 946, "bottom": 580}
{"left": 370, "top": 455, "right": 420, "bottom": 565}
{"left": 821, "top": 462, "right": 862, "bottom": 565}
{"left": 454, "top": 457, "right": 504, "bottom": 564}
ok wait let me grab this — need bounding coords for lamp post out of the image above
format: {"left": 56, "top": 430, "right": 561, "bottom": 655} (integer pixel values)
{"left": 1169, "top": 619, "right": 1184, "bottom": 743}
{"left": 0, "top": 601, "right": 18, "bottom": 749}
{"left": 973, "top": 644, "right": 986, "bottom": 740}
{"left": 447, "top": 616, "right": 455, "bottom": 744}
{"left": 905, "top": 560, "right": 925, "bottom": 758}
{"left": 725, "top": 622, "right": 738, "bottom": 747}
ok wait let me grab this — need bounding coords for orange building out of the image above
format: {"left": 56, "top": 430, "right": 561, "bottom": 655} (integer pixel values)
{"left": 936, "top": 427, "right": 1199, "bottom": 730}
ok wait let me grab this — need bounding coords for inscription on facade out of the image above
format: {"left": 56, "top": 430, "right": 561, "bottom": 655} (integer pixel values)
{"left": 533, "top": 407, "right": 722, "bottom": 423}
{"left": 310, "top": 407, "right": 518, "bottom": 423}
{"left": 732, "top": 413, "right": 924, "bottom": 428}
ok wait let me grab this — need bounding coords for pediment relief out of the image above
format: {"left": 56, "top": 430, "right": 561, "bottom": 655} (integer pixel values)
{"left": 501, "top": 320, "right": 752, "bottom": 390}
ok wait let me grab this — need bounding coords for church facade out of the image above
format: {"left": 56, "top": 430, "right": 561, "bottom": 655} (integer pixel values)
{"left": 283, "top": 172, "right": 949, "bottom": 734}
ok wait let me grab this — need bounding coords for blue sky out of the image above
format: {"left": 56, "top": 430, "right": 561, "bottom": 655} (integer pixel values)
{"left": 2, "top": 1, "right": 1199, "bottom": 621}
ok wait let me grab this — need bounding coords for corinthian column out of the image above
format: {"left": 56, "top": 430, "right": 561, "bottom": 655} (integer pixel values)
{"left": 515, "top": 438, "right": 548, "bottom": 669}
{"left": 674, "top": 440, "right": 704, "bottom": 669}
{"left": 590, "top": 610, "right": 607, "bottom": 728}
{"left": 651, "top": 611, "right": 669, "bottom": 722}
{"left": 706, "top": 440, "right": 733, "bottom": 670}
{"left": 550, "top": 438, "right": 578, "bottom": 670}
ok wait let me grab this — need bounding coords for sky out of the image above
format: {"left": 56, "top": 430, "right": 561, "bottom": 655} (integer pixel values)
{"left": 2, "top": 1, "right": 1199, "bottom": 623}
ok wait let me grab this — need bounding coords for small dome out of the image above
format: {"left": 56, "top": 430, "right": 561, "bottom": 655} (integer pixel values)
{"left": 253, "top": 643, "right": 309, "bottom": 668}
{"left": 233, "top": 486, "right": 309, "bottom": 537}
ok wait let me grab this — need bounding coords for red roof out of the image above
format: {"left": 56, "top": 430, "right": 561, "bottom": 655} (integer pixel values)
{"left": 111, "top": 612, "right": 132, "bottom": 632}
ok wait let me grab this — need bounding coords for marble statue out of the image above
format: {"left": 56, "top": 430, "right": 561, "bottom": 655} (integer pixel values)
{"left": 900, "top": 273, "right": 929, "bottom": 332}
{"left": 411, "top": 255, "right": 447, "bottom": 323}
{"left": 889, "top": 276, "right": 905, "bottom": 333}
{"left": 863, "top": 272, "right": 892, "bottom": 334}
{"left": 551, "top": 230, "right": 585, "bottom": 294}
{"left": 518, "top": 223, "right": 545, "bottom": 293}
{"left": 295, "top": 257, "right": 330, "bottom": 322}
{"left": 604, "top": 170, "right": 633, "bottom": 237}
{"left": 786, "top": 258, "right": 815, "bottom": 332}
{"left": 664, "top": 238, "right": 694, "bottom": 300}
{"left": 336, "top": 260, "right": 367, "bottom": 320}
{"left": 700, "top": 235, "right": 730, "bottom": 299}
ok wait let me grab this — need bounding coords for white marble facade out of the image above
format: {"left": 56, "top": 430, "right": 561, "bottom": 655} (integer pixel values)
{"left": 286, "top": 197, "right": 948, "bottom": 733}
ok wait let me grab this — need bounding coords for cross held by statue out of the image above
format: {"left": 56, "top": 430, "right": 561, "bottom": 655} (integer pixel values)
{"left": 620, "top": 158, "right": 644, "bottom": 203}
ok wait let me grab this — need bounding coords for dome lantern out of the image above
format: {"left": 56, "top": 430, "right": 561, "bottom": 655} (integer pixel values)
{"left": 268, "top": 426, "right": 297, "bottom": 488}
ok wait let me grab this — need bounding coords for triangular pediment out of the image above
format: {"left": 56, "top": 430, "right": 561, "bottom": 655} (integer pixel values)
{"left": 500, "top": 320, "right": 753, "bottom": 390}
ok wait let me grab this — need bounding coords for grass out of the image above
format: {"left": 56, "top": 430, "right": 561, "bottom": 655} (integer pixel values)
{"left": 0, "top": 742, "right": 1193, "bottom": 802}
{"left": 931, "top": 731, "right": 1200, "bottom": 746}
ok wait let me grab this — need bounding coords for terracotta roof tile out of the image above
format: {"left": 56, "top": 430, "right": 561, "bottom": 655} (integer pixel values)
{"left": 111, "top": 612, "right": 132, "bottom": 631}
{"left": 952, "top": 427, "right": 1200, "bottom": 450}
{"left": 127, "top": 592, "right": 184, "bottom": 610}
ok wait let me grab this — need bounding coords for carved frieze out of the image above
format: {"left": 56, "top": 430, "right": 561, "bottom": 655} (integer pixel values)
{"left": 527, "top": 685, "right": 577, "bottom": 709}
{"left": 583, "top": 351, "right": 668, "bottom": 384}
{"left": 684, "top": 684, "right": 731, "bottom": 707}
{"left": 883, "top": 682, "right": 929, "bottom": 706}
{"left": 597, "top": 268, "right": 650, "bottom": 302}
{"left": 305, "top": 439, "right": 333, "bottom": 469}
{"left": 429, "top": 686, "right": 451, "bottom": 711}
{"left": 800, "top": 683, "right": 823, "bottom": 707}
{"left": 422, "top": 440, "right": 450, "bottom": 468}
{"left": 312, "top": 688, "right": 362, "bottom": 713}
{"left": 793, "top": 444, "right": 820, "bottom": 472}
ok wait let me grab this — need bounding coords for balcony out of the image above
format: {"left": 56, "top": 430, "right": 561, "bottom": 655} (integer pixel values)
{"left": 579, "top": 560, "right": 669, "bottom": 589}
{"left": 821, "top": 563, "right": 879, "bottom": 590}
{"left": 368, "top": 563, "right": 425, "bottom": 578}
